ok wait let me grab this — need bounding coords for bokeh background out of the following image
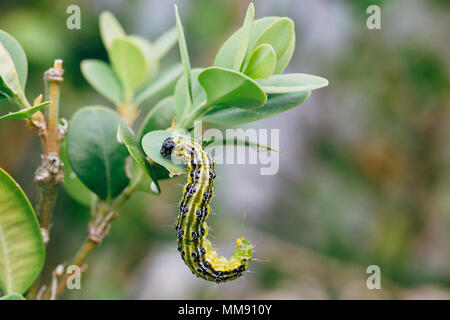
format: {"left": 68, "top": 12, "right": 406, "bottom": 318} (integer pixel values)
{"left": 1, "top": 0, "right": 449, "bottom": 299}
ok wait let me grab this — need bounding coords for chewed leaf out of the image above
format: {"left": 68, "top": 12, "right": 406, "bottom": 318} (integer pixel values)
{"left": 198, "top": 67, "right": 266, "bottom": 109}
{"left": 256, "top": 73, "right": 329, "bottom": 93}
{"left": 118, "top": 124, "right": 160, "bottom": 194}
{"left": 0, "top": 101, "right": 50, "bottom": 120}
{"left": 141, "top": 130, "right": 191, "bottom": 176}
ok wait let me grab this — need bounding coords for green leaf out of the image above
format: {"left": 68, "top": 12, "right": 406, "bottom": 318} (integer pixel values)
{"left": 198, "top": 67, "right": 267, "bottom": 109}
{"left": 202, "top": 91, "right": 311, "bottom": 125}
{"left": 214, "top": 17, "right": 279, "bottom": 69}
{"left": 0, "top": 101, "right": 50, "bottom": 120}
{"left": 0, "top": 42, "right": 28, "bottom": 107}
{"left": 152, "top": 26, "right": 178, "bottom": 60}
{"left": 0, "top": 30, "right": 27, "bottom": 91}
{"left": 253, "top": 17, "right": 295, "bottom": 73}
{"left": 0, "top": 168, "right": 45, "bottom": 295}
{"left": 117, "top": 124, "right": 160, "bottom": 194}
{"left": 61, "top": 141, "right": 93, "bottom": 207}
{"left": 99, "top": 11, "right": 126, "bottom": 51}
{"left": 175, "top": 68, "right": 205, "bottom": 122}
{"left": 127, "top": 35, "right": 159, "bottom": 81}
{"left": 234, "top": 3, "right": 254, "bottom": 71}
{"left": 135, "top": 64, "right": 182, "bottom": 107}
{"left": 174, "top": 5, "right": 193, "bottom": 109}
{"left": 139, "top": 96, "right": 176, "bottom": 140}
{"left": 273, "top": 28, "right": 295, "bottom": 74}
{"left": 110, "top": 38, "right": 147, "bottom": 98}
{"left": 81, "top": 59, "right": 123, "bottom": 107}
{"left": 141, "top": 130, "right": 190, "bottom": 176}
{"left": 67, "top": 106, "right": 130, "bottom": 201}
{"left": 203, "top": 136, "right": 280, "bottom": 152}
{"left": 256, "top": 73, "right": 329, "bottom": 93}
{"left": 0, "top": 293, "right": 25, "bottom": 300}
{"left": 243, "top": 44, "right": 276, "bottom": 79}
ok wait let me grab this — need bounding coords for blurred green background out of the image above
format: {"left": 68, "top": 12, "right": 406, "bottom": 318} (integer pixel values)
{"left": 1, "top": 0, "right": 449, "bottom": 299}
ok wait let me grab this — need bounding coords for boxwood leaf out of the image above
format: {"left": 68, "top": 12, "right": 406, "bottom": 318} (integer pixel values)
{"left": 67, "top": 106, "right": 130, "bottom": 201}
{"left": 0, "top": 101, "right": 50, "bottom": 120}
{"left": 99, "top": 11, "right": 126, "bottom": 51}
{"left": 243, "top": 44, "right": 276, "bottom": 79}
{"left": 61, "top": 141, "right": 93, "bottom": 207}
{"left": 202, "top": 91, "right": 311, "bottom": 125}
{"left": 152, "top": 26, "right": 178, "bottom": 60}
{"left": 0, "top": 42, "right": 28, "bottom": 107}
{"left": 203, "top": 136, "right": 280, "bottom": 152}
{"left": 139, "top": 96, "right": 176, "bottom": 140}
{"left": 128, "top": 35, "right": 159, "bottom": 81}
{"left": 0, "top": 293, "right": 25, "bottom": 300}
{"left": 110, "top": 38, "right": 147, "bottom": 98}
{"left": 174, "top": 5, "right": 193, "bottom": 109}
{"left": 141, "top": 130, "right": 190, "bottom": 176}
{"left": 0, "top": 168, "right": 45, "bottom": 295}
{"left": 175, "top": 68, "right": 205, "bottom": 122}
{"left": 234, "top": 3, "right": 254, "bottom": 71}
{"left": 214, "top": 17, "right": 278, "bottom": 69}
{"left": 253, "top": 17, "right": 294, "bottom": 73}
{"left": 117, "top": 124, "right": 160, "bottom": 194}
{"left": 256, "top": 73, "right": 329, "bottom": 93}
{"left": 198, "top": 67, "right": 266, "bottom": 109}
{"left": 0, "top": 30, "right": 27, "bottom": 92}
{"left": 135, "top": 64, "right": 182, "bottom": 108}
{"left": 273, "top": 28, "right": 295, "bottom": 74}
{"left": 81, "top": 59, "right": 123, "bottom": 107}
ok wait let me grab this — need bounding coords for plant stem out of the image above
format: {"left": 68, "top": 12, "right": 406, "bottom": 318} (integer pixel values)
{"left": 35, "top": 59, "right": 65, "bottom": 242}
{"left": 48, "top": 179, "right": 139, "bottom": 300}
{"left": 176, "top": 100, "right": 211, "bottom": 129}
{"left": 27, "top": 60, "right": 65, "bottom": 300}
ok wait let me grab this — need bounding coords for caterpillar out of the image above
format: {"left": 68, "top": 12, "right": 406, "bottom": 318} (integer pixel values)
{"left": 160, "top": 136, "right": 253, "bottom": 282}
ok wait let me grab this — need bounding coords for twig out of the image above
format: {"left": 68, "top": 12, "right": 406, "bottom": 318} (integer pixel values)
{"left": 35, "top": 59, "right": 65, "bottom": 241}
{"left": 49, "top": 183, "right": 137, "bottom": 299}
{"left": 27, "top": 60, "right": 65, "bottom": 300}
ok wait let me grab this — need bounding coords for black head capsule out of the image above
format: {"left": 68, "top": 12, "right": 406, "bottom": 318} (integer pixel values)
{"left": 160, "top": 137, "right": 176, "bottom": 157}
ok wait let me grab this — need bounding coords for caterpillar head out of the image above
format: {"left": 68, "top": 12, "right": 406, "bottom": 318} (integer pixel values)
{"left": 160, "top": 137, "right": 176, "bottom": 157}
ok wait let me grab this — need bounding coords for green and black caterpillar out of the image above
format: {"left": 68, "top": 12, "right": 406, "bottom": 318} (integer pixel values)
{"left": 160, "top": 136, "right": 253, "bottom": 282}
